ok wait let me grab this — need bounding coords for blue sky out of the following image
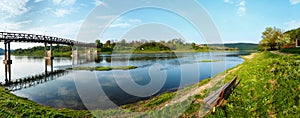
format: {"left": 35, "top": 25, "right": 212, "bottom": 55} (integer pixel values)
{"left": 1, "top": 0, "right": 300, "bottom": 49}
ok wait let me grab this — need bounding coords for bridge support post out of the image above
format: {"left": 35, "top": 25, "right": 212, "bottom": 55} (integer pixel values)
{"left": 93, "top": 48, "right": 98, "bottom": 62}
{"left": 72, "top": 46, "right": 78, "bottom": 65}
{"left": 44, "top": 43, "right": 54, "bottom": 74}
{"left": 3, "top": 41, "right": 12, "bottom": 83}
{"left": 86, "top": 47, "right": 91, "bottom": 62}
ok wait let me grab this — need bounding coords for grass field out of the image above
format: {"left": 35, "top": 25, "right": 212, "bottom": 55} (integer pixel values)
{"left": 206, "top": 52, "right": 300, "bottom": 117}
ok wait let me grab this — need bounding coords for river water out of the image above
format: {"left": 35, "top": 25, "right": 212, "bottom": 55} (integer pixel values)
{"left": 0, "top": 52, "right": 245, "bottom": 110}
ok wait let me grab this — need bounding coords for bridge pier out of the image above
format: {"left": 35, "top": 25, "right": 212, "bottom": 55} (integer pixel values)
{"left": 71, "top": 46, "right": 79, "bottom": 65}
{"left": 86, "top": 47, "right": 91, "bottom": 62}
{"left": 44, "top": 43, "right": 54, "bottom": 74}
{"left": 3, "top": 41, "right": 12, "bottom": 83}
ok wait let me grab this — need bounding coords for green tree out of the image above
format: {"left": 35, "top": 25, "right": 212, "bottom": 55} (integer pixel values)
{"left": 260, "top": 27, "right": 283, "bottom": 50}
{"left": 95, "top": 39, "right": 103, "bottom": 48}
{"left": 119, "top": 39, "right": 126, "bottom": 46}
{"left": 105, "top": 40, "right": 111, "bottom": 47}
{"left": 191, "top": 43, "right": 197, "bottom": 50}
{"left": 277, "top": 33, "right": 291, "bottom": 50}
{"left": 284, "top": 27, "right": 300, "bottom": 43}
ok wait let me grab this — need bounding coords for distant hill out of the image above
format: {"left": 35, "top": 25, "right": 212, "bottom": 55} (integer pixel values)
{"left": 284, "top": 27, "right": 300, "bottom": 41}
{"left": 0, "top": 48, "right": 15, "bottom": 55}
{"left": 209, "top": 43, "right": 258, "bottom": 50}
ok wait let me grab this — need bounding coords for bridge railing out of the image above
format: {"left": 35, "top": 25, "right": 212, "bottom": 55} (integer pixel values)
{"left": 0, "top": 32, "right": 96, "bottom": 47}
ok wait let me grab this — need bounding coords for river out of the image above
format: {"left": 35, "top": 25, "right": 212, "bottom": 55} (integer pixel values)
{"left": 0, "top": 51, "right": 245, "bottom": 110}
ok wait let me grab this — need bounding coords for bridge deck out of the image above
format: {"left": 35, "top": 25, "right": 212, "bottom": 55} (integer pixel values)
{"left": 0, "top": 32, "right": 95, "bottom": 47}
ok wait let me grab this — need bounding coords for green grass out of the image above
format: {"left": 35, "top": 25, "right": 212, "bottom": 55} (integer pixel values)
{"left": 145, "top": 92, "right": 176, "bottom": 108}
{"left": 120, "top": 92, "right": 176, "bottom": 112}
{"left": 69, "top": 66, "right": 137, "bottom": 71}
{"left": 281, "top": 47, "right": 300, "bottom": 54}
{"left": 205, "top": 52, "right": 300, "bottom": 117}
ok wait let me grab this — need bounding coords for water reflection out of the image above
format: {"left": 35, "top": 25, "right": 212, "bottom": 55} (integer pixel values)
{"left": 0, "top": 52, "right": 245, "bottom": 110}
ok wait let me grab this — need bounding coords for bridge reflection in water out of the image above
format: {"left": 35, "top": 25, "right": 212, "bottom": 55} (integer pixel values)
{"left": 0, "top": 32, "right": 97, "bottom": 87}
{"left": 3, "top": 70, "right": 68, "bottom": 92}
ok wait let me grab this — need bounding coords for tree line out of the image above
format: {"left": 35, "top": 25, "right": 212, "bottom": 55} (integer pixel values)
{"left": 95, "top": 38, "right": 190, "bottom": 52}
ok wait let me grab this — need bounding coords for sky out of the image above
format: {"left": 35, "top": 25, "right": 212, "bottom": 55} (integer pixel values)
{"left": 1, "top": 0, "right": 300, "bottom": 49}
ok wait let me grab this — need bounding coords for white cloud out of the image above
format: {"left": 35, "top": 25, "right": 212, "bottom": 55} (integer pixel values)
{"left": 290, "top": 0, "right": 300, "bottom": 5}
{"left": 224, "top": 0, "right": 231, "bottom": 3}
{"left": 34, "top": 0, "right": 43, "bottom": 3}
{"left": 237, "top": 0, "right": 246, "bottom": 16}
{"left": 284, "top": 20, "right": 300, "bottom": 30}
{"left": 109, "top": 23, "right": 131, "bottom": 28}
{"left": 54, "top": 9, "right": 72, "bottom": 17}
{"left": 0, "top": 20, "right": 32, "bottom": 31}
{"left": 0, "top": 20, "right": 82, "bottom": 49}
{"left": 0, "top": 0, "right": 30, "bottom": 18}
{"left": 52, "top": 0, "right": 76, "bottom": 6}
{"left": 109, "top": 19, "right": 142, "bottom": 28}
{"left": 93, "top": 0, "right": 106, "bottom": 6}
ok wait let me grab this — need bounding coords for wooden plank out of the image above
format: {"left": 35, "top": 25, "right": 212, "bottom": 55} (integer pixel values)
{"left": 203, "top": 83, "right": 229, "bottom": 107}
{"left": 203, "top": 76, "right": 238, "bottom": 108}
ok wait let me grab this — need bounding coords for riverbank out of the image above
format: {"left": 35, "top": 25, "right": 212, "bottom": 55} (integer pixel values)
{"left": 12, "top": 49, "right": 239, "bottom": 57}
{"left": 68, "top": 66, "right": 137, "bottom": 71}
{"left": 0, "top": 52, "right": 300, "bottom": 117}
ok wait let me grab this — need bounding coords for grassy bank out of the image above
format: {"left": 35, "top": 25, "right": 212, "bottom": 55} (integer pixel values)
{"left": 12, "top": 46, "right": 73, "bottom": 57}
{"left": 68, "top": 66, "right": 137, "bottom": 71}
{"left": 206, "top": 52, "right": 300, "bottom": 117}
{"left": 12, "top": 50, "right": 72, "bottom": 57}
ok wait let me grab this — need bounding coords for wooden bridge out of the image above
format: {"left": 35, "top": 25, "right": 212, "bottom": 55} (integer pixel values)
{"left": 0, "top": 32, "right": 97, "bottom": 84}
{"left": 203, "top": 76, "right": 239, "bottom": 111}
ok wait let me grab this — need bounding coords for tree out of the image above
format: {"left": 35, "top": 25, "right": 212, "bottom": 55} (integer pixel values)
{"left": 119, "top": 39, "right": 126, "bottom": 46}
{"left": 95, "top": 40, "right": 103, "bottom": 48}
{"left": 284, "top": 27, "right": 300, "bottom": 43}
{"left": 277, "top": 33, "right": 291, "bottom": 50}
{"left": 191, "top": 42, "right": 196, "bottom": 49}
{"left": 105, "top": 40, "right": 111, "bottom": 47}
{"left": 260, "top": 27, "right": 283, "bottom": 50}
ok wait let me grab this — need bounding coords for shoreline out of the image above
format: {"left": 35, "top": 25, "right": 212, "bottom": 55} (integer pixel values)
{"left": 9, "top": 50, "right": 240, "bottom": 57}
{"left": 0, "top": 52, "right": 248, "bottom": 117}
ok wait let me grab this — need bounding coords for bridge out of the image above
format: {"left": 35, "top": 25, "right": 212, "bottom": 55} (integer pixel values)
{"left": 2, "top": 70, "right": 68, "bottom": 92}
{"left": 0, "top": 32, "right": 97, "bottom": 84}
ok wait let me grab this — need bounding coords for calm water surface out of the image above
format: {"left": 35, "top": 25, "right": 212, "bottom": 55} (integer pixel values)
{"left": 0, "top": 52, "right": 245, "bottom": 110}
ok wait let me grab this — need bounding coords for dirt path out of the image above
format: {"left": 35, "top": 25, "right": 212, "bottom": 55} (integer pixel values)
{"left": 242, "top": 53, "right": 256, "bottom": 59}
{"left": 270, "top": 51, "right": 293, "bottom": 56}
{"left": 164, "top": 66, "right": 240, "bottom": 107}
